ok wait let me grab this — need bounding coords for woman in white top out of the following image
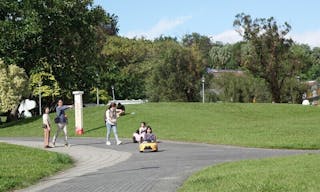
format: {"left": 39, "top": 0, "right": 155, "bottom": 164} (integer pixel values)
{"left": 42, "top": 107, "right": 51, "bottom": 148}
{"left": 105, "top": 102, "right": 122, "bottom": 145}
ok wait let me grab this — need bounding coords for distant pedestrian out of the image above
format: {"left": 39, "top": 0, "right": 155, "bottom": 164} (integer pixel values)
{"left": 52, "top": 99, "right": 73, "bottom": 147}
{"left": 105, "top": 102, "right": 122, "bottom": 145}
{"left": 42, "top": 107, "right": 52, "bottom": 148}
{"left": 116, "top": 102, "right": 125, "bottom": 116}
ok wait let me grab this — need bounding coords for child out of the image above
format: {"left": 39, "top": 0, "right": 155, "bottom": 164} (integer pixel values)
{"left": 105, "top": 102, "right": 122, "bottom": 145}
{"left": 132, "top": 122, "right": 147, "bottom": 143}
{"left": 42, "top": 107, "right": 51, "bottom": 148}
{"left": 143, "top": 126, "right": 156, "bottom": 143}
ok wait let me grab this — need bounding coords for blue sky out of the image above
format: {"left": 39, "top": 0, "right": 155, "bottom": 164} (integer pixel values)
{"left": 94, "top": 0, "right": 320, "bottom": 47}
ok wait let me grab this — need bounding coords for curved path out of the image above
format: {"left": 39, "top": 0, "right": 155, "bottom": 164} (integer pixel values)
{"left": 1, "top": 137, "right": 318, "bottom": 192}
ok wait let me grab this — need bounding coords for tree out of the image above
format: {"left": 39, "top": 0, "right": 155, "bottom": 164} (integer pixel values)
{"left": 182, "top": 33, "right": 212, "bottom": 67}
{"left": 209, "top": 45, "right": 231, "bottom": 69}
{"left": 234, "top": 13, "right": 304, "bottom": 103}
{"left": 213, "top": 72, "right": 270, "bottom": 103}
{"left": 100, "top": 36, "right": 153, "bottom": 99}
{"left": 306, "top": 47, "right": 320, "bottom": 80}
{"left": 29, "top": 71, "right": 61, "bottom": 111}
{"left": 182, "top": 33, "right": 212, "bottom": 55}
{"left": 0, "top": 59, "right": 29, "bottom": 122}
{"left": 147, "top": 40, "right": 207, "bottom": 101}
{"left": 0, "top": 0, "right": 118, "bottom": 98}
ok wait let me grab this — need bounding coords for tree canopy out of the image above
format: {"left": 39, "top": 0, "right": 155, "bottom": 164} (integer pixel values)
{"left": 1, "top": 4, "right": 320, "bottom": 122}
{"left": 0, "top": 0, "right": 117, "bottom": 94}
{"left": 234, "top": 13, "right": 304, "bottom": 103}
{"left": 0, "top": 59, "right": 29, "bottom": 115}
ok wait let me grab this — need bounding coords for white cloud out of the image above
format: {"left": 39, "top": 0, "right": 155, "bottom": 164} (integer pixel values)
{"left": 210, "top": 30, "right": 242, "bottom": 44}
{"left": 211, "top": 29, "right": 320, "bottom": 48}
{"left": 125, "top": 16, "right": 192, "bottom": 39}
{"left": 289, "top": 30, "right": 320, "bottom": 48}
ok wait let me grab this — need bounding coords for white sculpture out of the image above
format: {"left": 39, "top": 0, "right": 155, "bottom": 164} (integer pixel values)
{"left": 18, "top": 99, "right": 36, "bottom": 118}
{"left": 302, "top": 99, "right": 310, "bottom": 106}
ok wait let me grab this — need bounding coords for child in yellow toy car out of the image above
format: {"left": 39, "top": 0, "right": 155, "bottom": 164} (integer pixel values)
{"left": 139, "top": 126, "right": 158, "bottom": 152}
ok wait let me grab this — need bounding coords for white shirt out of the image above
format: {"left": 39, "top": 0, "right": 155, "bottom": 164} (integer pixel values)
{"left": 42, "top": 114, "right": 51, "bottom": 125}
{"left": 106, "top": 109, "right": 117, "bottom": 125}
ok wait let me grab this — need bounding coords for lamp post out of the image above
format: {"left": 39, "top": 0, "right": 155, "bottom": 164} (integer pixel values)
{"left": 111, "top": 85, "right": 115, "bottom": 101}
{"left": 38, "top": 83, "right": 42, "bottom": 115}
{"left": 96, "top": 73, "right": 100, "bottom": 106}
{"left": 201, "top": 76, "right": 205, "bottom": 103}
{"left": 96, "top": 87, "right": 99, "bottom": 105}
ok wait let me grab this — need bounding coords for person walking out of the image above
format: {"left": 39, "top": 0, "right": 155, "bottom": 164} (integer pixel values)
{"left": 52, "top": 99, "right": 73, "bottom": 147}
{"left": 105, "top": 102, "right": 122, "bottom": 145}
{"left": 42, "top": 107, "right": 52, "bottom": 148}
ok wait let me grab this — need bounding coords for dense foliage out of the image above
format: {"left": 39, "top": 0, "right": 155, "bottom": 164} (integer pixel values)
{"left": 1, "top": 2, "right": 320, "bottom": 122}
{"left": 0, "top": 59, "right": 29, "bottom": 121}
{"left": 0, "top": 0, "right": 117, "bottom": 99}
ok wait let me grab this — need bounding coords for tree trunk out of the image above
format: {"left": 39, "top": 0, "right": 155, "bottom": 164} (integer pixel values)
{"left": 270, "top": 84, "right": 281, "bottom": 103}
{"left": 6, "top": 106, "right": 19, "bottom": 122}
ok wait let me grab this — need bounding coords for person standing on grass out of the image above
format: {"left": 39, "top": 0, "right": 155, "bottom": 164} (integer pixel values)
{"left": 42, "top": 107, "right": 52, "bottom": 148}
{"left": 52, "top": 99, "right": 73, "bottom": 147}
{"left": 105, "top": 102, "right": 122, "bottom": 145}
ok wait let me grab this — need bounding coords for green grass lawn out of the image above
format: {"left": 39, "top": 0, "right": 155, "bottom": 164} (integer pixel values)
{"left": 0, "top": 142, "right": 73, "bottom": 192}
{"left": 178, "top": 153, "right": 320, "bottom": 192}
{"left": 0, "top": 102, "right": 320, "bottom": 191}
{"left": 1, "top": 102, "right": 319, "bottom": 149}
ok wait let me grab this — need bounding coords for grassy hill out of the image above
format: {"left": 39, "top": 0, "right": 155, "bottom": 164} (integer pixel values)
{"left": 1, "top": 102, "right": 320, "bottom": 149}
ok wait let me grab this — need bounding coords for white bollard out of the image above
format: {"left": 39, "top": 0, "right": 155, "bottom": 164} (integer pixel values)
{"left": 73, "top": 91, "right": 84, "bottom": 135}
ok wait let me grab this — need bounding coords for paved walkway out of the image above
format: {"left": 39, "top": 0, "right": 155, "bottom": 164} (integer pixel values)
{"left": 0, "top": 138, "right": 131, "bottom": 192}
{"left": 1, "top": 137, "right": 318, "bottom": 192}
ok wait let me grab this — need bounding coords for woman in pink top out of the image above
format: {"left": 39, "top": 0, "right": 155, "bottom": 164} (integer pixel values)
{"left": 133, "top": 122, "right": 147, "bottom": 143}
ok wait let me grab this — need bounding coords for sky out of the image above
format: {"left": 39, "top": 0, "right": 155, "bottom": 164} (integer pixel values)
{"left": 94, "top": 0, "right": 320, "bottom": 47}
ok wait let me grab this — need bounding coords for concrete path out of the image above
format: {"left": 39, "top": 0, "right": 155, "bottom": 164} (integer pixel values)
{"left": 0, "top": 137, "right": 318, "bottom": 192}
{"left": 0, "top": 138, "right": 131, "bottom": 192}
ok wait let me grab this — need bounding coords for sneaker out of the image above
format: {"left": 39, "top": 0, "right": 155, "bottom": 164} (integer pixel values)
{"left": 117, "top": 140, "right": 122, "bottom": 145}
{"left": 64, "top": 143, "right": 70, "bottom": 147}
{"left": 52, "top": 143, "right": 55, "bottom": 148}
{"left": 106, "top": 141, "right": 111, "bottom": 146}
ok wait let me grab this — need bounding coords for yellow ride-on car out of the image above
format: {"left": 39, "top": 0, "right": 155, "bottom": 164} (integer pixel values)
{"left": 139, "top": 141, "right": 158, "bottom": 152}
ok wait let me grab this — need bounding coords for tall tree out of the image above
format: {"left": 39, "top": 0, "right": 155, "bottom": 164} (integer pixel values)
{"left": 234, "top": 13, "right": 304, "bottom": 103}
{"left": 100, "top": 36, "right": 153, "bottom": 99}
{"left": 147, "top": 40, "right": 207, "bottom": 102}
{"left": 306, "top": 47, "right": 320, "bottom": 80}
{"left": 0, "top": 0, "right": 117, "bottom": 98}
{"left": 0, "top": 59, "right": 29, "bottom": 122}
{"left": 182, "top": 32, "right": 212, "bottom": 64}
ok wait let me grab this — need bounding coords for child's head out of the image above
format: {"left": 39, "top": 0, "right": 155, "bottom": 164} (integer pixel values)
{"left": 109, "top": 102, "right": 116, "bottom": 109}
{"left": 146, "top": 126, "right": 152, "bottom": 133}
{"left": 140, "top": 122, "right": 146, "bottom": 127}
{"left": 44, "top": 107, "right": 50, "bottom": 114}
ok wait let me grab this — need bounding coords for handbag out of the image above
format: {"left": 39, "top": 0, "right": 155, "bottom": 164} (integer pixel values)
{"left": 54, "top": 109, "right": 62, "bottom": 124}
{"left": 54, "top": 116, "right": 60, "bottom": 124}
